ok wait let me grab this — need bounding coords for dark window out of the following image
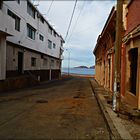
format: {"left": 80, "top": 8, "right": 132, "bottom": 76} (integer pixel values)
{"left": 54, "top": 31, "right": 56, "bottom": 37}
{"left": 27, "top": 24, "right": 36, "bottom": 40}
{"left": 48, "top": 26, "right": 53, "bottom": 35}
{"left": 31, "top": 57, "right": 36, "bottom": 67}
{"left": 7, "top": 9, "right": 20, "bottom": 31}
{"left": 16, "top": 0, "right": 20, "bottom": 4}
{"left": 43, "top": 58, "right": 48, "bottom": 66}
{"left": 40, "top": 16, "right": 44, "bottom": 24}
{"left": 51, "top": 59, "right": 54, "bottom": 68}
{"left": 128, "top": 48, "right": 138, "bottom": 95}
{"left": 27, "top": 2, "right": 35, "bottom": 19}
{"left": 61, "top": 40, "right": 63, "bottom": 46}
{"left": 0, "top": 1, "right": 3, "bottom": 9}
{"left": 39, "top": 34, "right": 44, "bottom": 41}
{"left": 53, "top": 43, "right": 56, "bottom": 49}
{"left": 48, "top": 40, "right": 52, "bottom": 49}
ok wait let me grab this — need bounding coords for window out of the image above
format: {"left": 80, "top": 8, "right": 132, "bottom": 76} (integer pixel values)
{"left": 16, "top": 0, "right": 20, "bottom": 4}
{"left": 53, "top": 43, "right": 56, "bottom": 49}
{"left": 61, "top": 40, "right": 63, "bottom": 46}
{"left": 27, "top": 24, "right": 36, "bottom": 40}
{"left": 56, "top": 61, "right": 59, "bottom": 68}
{"left": 27, "top": 2, "right": 35, "bottom": 19}
{"left": 7, "top": 9, "right": 20, "bottom": 31}
{"left": 43, "top": 58, "right": 48, "bottom": 66}
{"left": 128, "top": 48, "right": 138, "bottom": 95}
{"left": 48, "top": 40, "right": 52, "bottom": 49}
{"left": 40, "top": 16, "right": 44, "bottom": 24}
{"left": 31, "top": 57, "right": 36, "bottom": 67}
{"left": 48, "top": 26, "right": 53, "bottom": 35}
{"left": 51, "top": 60, "right": 54, "bottom": 68}
{"left": 54, "top": 31, "right": 56, "bottom": 37}
{"left": 0, "top": 1, "right": 3, "bottom": 9}
{"left": 39, "top": 34, "right": 44, "bottom": 41}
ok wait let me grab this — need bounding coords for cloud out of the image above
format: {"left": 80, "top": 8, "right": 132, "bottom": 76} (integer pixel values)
{"left": 37, "top": 1, "right": 116, "bottom": 68}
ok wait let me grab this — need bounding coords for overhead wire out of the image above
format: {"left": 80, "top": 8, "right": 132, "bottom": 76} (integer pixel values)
{"left": 66, "top": 0, "right": 86, "bottom": 44}
{"left": 65, "top": 0, "right": 78, "bottom": 41}
{"left": 47, "top": 0, "right": 54, "bottom": 15}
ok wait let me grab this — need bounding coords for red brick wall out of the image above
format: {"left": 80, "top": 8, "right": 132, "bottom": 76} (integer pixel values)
{"left": 126, "top": 0, "right": 140, "bottom": 35}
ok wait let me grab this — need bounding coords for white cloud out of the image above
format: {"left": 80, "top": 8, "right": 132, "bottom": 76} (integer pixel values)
{"left": 37, "top": 1, "right": 116, "bottom": 68}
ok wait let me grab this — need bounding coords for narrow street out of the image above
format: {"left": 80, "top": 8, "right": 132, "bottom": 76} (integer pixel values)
{"left": 0, "top": 77, "right": 110, "bottom": 139}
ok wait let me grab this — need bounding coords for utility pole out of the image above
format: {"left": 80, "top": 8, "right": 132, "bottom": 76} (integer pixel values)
{"left": 68, "top": 51, "right": 70, "bottom": 76}
{"left": 66, "top": 49, "right": 70, "bottom": 76}
{"left": 113, "top": 0, "right": 123, "bottom": 112}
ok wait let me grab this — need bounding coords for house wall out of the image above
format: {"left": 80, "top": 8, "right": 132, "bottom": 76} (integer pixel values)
{"left": 0, "top": 0, "right": 64, "bottom": 81}
{"left": 122, "top": 0, "right": 140, "bottom": 109}
{"left": 124, "top": 38, "right": 139, "bottom": 108}
{"left": 0, "top": 35, "right": 6, "bottom": 80}
{"left": 6, "top": 43, "right": 61, "bottom": 81}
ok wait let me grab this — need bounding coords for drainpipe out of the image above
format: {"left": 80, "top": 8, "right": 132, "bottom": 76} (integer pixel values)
{"left": 113, "top": 0, "right": 123, "bottom": 113}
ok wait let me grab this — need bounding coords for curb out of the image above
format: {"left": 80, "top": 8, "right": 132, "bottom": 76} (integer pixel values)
{"left": 89, "top": 79, "right": 121, "bottom": 140}
{"left": 90, "top": 79, "right": 133, "bottom": 140}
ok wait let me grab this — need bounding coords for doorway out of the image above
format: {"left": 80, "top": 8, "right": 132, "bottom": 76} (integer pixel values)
{"left": 18, "top": 52, "right": 23, "bottom": 74}
{"left": 129, "top": 48, "right": 138, "bottom": 95}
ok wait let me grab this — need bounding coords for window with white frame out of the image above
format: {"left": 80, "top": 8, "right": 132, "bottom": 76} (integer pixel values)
{"left": 48, "top": 26, "right": 53, "bottom": 35}
{"left": 16, "top": 0, "right": 20, "bottom": 4}
{"left": 48, "top": 40, "right": 52, "bottom": 49}
{"left": 43, "top": 58, "right": 48, "bottom": 66}
{"left": 39, "top": 34, "right": 44, "bottom": 41}
{"left": 27, "top": 24, "right": 36, "bottom": 40}
{"left": 31, "top": 57, "right": 36, "bottom": 67}
{"left": 51, "top": 59, "right": 54, "bottom": 68}
{"left": 7, "top": 9, "right": 20, "bottom": 31}
{"left": 53, "top": 43, "right": 56, "bottom": 49}
{"left": 27, "top": 1, "right": 36, "bottom": 19}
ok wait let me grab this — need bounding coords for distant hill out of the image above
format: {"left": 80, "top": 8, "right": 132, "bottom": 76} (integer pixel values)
{"left": 89, "top": 65, "right": 95, "bottom": 69}
{"left": 74, "top": 65, "right": 95, "bottom": 69}
{"left": 74, "top": 66, "right": 88, "bottom": 69}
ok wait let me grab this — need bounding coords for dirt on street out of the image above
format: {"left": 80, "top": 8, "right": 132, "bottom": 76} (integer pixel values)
{"left": 0, "top": 77, "right": 110, "bottom": 139}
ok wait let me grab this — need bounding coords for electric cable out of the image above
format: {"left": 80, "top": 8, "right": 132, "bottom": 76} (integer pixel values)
{"left": 65, "top": 0, "right": 78, "bottom": 41}
{"left": 66, "top": 0, "right": 86, "bottom": 44}
{"left": 47, "top": 0, "right": 54, "bottom": 15}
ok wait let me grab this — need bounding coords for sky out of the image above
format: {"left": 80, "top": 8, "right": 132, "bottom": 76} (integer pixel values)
{"left": 34, "top": 0, "right": 116, "bottom": 68}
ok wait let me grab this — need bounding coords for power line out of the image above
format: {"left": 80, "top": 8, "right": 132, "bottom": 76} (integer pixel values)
{"left": 47, "top": 0, "right": 54, "bottom": 15}
{"left": 65, "top": 0, "right": 78, "bottom": 41}
{"left": 66, "top": 0, "right": 86, "bottom": 43}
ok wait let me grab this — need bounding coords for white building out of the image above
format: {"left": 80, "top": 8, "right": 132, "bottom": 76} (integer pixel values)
{"left": 0, "top": 0, "right": 64, "bottom": 81}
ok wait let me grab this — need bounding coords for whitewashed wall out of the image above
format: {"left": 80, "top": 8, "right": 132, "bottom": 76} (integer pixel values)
{"left": 2, "top": 0, "right": 63, "bottom": 59}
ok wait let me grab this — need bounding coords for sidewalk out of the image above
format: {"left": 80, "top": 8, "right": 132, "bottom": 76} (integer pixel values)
{"left": 90, "top": 79, "right": 140, "bottom": 140}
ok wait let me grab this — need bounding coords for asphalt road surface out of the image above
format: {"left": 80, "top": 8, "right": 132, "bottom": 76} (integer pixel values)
{"left": 0, "top": 77, "right": 110, "bottom": 139}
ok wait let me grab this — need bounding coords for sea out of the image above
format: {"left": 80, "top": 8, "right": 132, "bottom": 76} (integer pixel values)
{"left": 62, "top": 68, "right": 95, "bottom": 76}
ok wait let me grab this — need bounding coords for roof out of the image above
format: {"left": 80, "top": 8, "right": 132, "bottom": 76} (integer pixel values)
{"left": 27, "top": 0, "right": 64, "bottom": 41}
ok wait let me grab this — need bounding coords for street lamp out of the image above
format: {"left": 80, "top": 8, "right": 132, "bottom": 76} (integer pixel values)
{"left": 65, "top": 49, "right": 70, "bottom": 76}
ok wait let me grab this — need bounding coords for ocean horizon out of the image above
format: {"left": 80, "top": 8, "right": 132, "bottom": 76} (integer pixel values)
{"left": 62, "top": 67, "right": 95, "bottom": 76}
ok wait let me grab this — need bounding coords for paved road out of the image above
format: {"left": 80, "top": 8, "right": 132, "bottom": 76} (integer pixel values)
{"left": 0, "top": 77, "right": 110, "bottom": 139}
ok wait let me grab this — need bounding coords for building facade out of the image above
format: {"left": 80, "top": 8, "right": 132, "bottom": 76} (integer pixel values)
{"left": 122, "top": 0, "right": 140, "bottom": 109}
{"left": 0, "top": 0, "right": 64, "bottom": 82}
{"left": 93, "top": 7, "right": 116, "bottom": 92}
{"left": 94, "top": 0, "right": 140, "bottom": 109}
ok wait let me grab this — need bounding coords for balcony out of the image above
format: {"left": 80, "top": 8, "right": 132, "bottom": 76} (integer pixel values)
{"left": 0, "top": 10, "right": 14, "bottom": 36}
